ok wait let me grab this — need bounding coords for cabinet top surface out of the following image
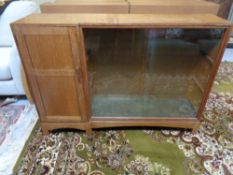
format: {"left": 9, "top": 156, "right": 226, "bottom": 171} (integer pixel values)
{"left": 13, "top": 13, "right": 232, "bottom": 27}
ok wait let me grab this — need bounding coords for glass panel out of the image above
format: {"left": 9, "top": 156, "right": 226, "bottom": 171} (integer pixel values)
{"left": 83, "top": 28, "right": 225, "bottom": 117}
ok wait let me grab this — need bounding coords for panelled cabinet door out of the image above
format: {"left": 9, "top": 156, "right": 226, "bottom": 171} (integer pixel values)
{"left": 15, "top": 26, "right": 87, "bottom": 122}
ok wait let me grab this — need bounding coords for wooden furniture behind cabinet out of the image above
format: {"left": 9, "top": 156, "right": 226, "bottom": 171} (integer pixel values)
{"left": 41, "top": 0, "right": 129, "bottom": 14}
{"left": 11, "top": 14, "right": 232, "bottom": 134}
{"left": 41, "top": 0, "right": 219, "bottom": 15}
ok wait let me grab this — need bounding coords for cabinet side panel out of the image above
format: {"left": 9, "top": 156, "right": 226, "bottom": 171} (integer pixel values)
{"left": 196, "top": 27, "right": 233, "bottom": 119}
{"left": 11, "top": 25, "right": 46, "bottom": 116}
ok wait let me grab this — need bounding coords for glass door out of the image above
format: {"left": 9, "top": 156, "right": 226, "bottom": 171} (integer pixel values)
{"left": 83, "top": 28, "right": 225, "bottom": 118}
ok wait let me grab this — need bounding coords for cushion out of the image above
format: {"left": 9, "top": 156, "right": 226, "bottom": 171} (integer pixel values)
{"left": 0, "top": 1, "right": 37, "bottom": 46}
{"left": 0, "top": 47, "right": 12, "bottom": 80}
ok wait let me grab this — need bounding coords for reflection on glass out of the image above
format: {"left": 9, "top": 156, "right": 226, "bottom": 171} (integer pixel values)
{"left": 83, "top": 28, "right": 225, "bottom": 117}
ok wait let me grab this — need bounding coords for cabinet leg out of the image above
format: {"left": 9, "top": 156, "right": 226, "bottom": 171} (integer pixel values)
{"left": 41, "top": 126, "right": 49, "bottom": 135}
{"left": 192, "top": 122, "right": 200, "bottom": 134}
{"left": 86, "top": 127, "right": 92, "bottom": 136}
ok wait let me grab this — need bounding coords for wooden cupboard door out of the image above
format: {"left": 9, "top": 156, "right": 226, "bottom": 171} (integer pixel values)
{"left": 36, "top": 75, "right": 81, "bottom": 117}
{"left": 23, "top": 27, "right": 75, "bottom": 70}
{"left": 17, "top": 26, "right": 87, "bottom": 122}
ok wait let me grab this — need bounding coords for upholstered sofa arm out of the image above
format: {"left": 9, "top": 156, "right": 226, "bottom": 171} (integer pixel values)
{"left": 8, "top": 44, "right": 25, "bottom": 94}
{"left": 6, "top": 44, "right": 33, "bottom": 100}
{"left": 0, "top": 1, "right": 38, "bottom": 46}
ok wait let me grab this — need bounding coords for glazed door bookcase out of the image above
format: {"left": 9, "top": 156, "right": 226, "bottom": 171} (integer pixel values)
{"left": 11, "top": 14, "right": 232, "bottom": 134}
{"left": 83, "top": 27, "right": 229, "bottom": 129}
{"left": 85, "top": 28, "right": 222, "bottom": 118}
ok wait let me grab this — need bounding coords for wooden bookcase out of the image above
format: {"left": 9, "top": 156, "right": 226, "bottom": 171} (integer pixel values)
{"left": 11, "top": 14, "right": 232, "bottom": 134}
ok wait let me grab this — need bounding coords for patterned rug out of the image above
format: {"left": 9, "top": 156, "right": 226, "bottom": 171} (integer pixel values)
{"left": 0, "top": 105, "right": 25, "bottom": 145}
{"left": 15, "top": 62, "right": 233, "bottom": 175}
